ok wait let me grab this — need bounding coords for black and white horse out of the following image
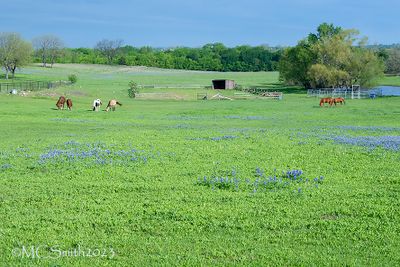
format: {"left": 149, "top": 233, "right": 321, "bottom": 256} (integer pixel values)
{"left": 92, "top": 99, "right": 102, "bottom": 111}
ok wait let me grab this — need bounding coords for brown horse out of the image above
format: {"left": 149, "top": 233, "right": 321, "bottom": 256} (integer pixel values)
{"left": 105, "top": 99, "right": 122, "bottom": 112}
{"left": 319, "top": 97, "right": 333, "bottom": 107}
{"left": 66, "top": 99, "right": 73, "bottom": 110}
{"left": 56, "top": 96, "right": 66, "bottom": 110}
{"left": 332, "top": 97, "right": 345, "bottom": 105}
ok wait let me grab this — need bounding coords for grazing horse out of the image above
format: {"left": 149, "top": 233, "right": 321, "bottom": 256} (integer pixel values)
{"left": 332, "top": 97, "right": 345, "bottom": 105}
{"left": 56, "top": 96, "right": 66, "bottom": 110}
{"left": 105, "top": 99, "right": 122, "bottom": 112}
{"left": 92, "top": 99, "right": 102, "bottom": 111}
{"left": 319, "top": 97, "right": 333, "bottom": 107}
{"left": 66, "top": 99, "right": 73, "bottom": 110}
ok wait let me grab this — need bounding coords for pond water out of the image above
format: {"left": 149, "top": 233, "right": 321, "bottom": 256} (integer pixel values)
{"left": 372, "top": 86, "right": 400, "bottom": 96}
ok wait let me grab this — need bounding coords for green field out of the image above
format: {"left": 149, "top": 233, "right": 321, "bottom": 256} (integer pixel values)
{"left": 377, "top": 75, "right": 400, "bottom": 86}
{"left": 1, "top": 64, "right": 400, "bottom": 266}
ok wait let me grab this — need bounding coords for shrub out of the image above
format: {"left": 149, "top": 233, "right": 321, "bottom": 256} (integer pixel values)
{"left": 234, "top": 84, "right": 243, "bottom": 91}
{"left": 68, "top": 74, "right": 78, "bottom": 84}
{"left": 128, "top": 81, "right": 139, "bottom": 98}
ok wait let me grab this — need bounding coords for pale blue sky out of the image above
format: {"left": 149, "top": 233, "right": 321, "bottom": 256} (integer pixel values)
{"left": 2, "top": 0, "right": 399, "bottom": 47}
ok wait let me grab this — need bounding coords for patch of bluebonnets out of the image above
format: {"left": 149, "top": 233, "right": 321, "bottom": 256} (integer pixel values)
{"left": 38, "top": 141, "right": 152, "bottom": 166}
{"left": 197, "top": 168, "right": 324, "bottom": 193}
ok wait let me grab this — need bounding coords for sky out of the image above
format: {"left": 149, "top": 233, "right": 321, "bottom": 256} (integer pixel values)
{"left": 2, "top": 0, "right": 400, "bottom": 48}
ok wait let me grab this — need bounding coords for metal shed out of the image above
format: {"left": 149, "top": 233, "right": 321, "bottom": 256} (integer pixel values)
{"left": 212, "top": 79, "right": 236, "bottom": 90}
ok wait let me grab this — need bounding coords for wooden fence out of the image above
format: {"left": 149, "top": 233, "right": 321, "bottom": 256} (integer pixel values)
{"left": 241, "top": 87, "right": 285, "bottom": 95}
{"left": 140, "top": 84, "right": 206, "bottom": 89}
{"left": 0, "top": 80, "right": 71, "bottom": 93}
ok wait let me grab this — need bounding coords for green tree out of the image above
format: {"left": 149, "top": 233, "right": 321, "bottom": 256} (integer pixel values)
{"left": 279, "top": 40, "right": 316, "bottom": 87}
{"left": 280, "top": 23, "right": 384, "bottom": 88}
{"left": 347, "top": 48, "right": 384, "bottom": 87}
{"left": 0, "top": 32, "right": 32, "bottom": 79}
{"left": 220, "top": 48, "right": 239, "bottom": 71}
{"left": 385, "top": 49, "right": 400, "bottom": 74}
{"left": 308, "top": 23, "right": 342, "bottom": 44}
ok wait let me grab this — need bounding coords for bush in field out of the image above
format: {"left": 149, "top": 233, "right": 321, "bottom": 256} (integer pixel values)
{"left": 68, "top": 74, "right": 77, "bottom": 84}
{"left": 234, "top": 84, "right": 243, "bottom": 91}
{"left": 128, "top": 81, "right": 139, "bottom": 98}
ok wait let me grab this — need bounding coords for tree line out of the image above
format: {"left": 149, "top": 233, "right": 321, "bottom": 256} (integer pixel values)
{"left": 50, "top": 42, "right": 282, "bottom": 72}
{"left": 1, "top": 26, "right": 400, "bottom": 88}
{"left": 0, "top": 33, "right": 282, "bottom": 76}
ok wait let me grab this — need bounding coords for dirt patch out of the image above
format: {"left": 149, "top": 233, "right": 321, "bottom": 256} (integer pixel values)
{"left": 320, "top": 213, "right": 340, "bottom": 221}
{"left": 136, "top": 92, "right": 185, "bottom": 100}
{"left": 17, "top": 89, "right": 88, "bottom": 98}
{"left": 65, "top": 90, "right": 88, "bottom": 96}
{"left": 17, "top": 90, "right": 57, "bottom": 97}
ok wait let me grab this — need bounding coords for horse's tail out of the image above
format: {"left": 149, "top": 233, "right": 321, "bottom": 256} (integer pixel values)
{"left": 116, "top": 101, "right": 122, "bottom": 106}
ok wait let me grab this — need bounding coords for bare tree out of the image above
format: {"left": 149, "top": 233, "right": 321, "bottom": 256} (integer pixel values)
{"left": 32, "top": 35, "right": 64, "bottom": 67}
{"left": 0, "top": 32, "right": 32, "bottom": 79}
{"left": 48, "top": 37, "right": 64, "bottom": 67}
{"left": 94, "top": 39, "right": 123, "bottom": 64}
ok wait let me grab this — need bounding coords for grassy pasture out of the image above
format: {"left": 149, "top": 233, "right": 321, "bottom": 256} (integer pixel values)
{"left": 377, "top": 75, "right": 400, "bottom": 86}
{"left": 0, "top": 64, "right": 400, "bottom": 266}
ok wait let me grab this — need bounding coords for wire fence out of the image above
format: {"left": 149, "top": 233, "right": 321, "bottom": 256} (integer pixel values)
{"left": 0, "top": 80, "right": 72, "bottom": 93}
{"left": 307, "top": 88, "right": 381, "bottom": 99}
